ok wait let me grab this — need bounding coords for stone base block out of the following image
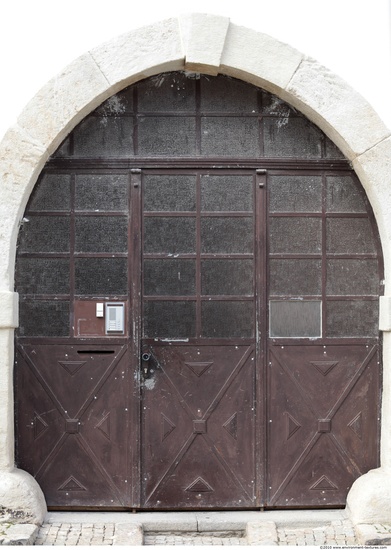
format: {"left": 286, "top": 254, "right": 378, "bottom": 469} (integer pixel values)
{"left": 347, "top": 468, "right": 391, "bottom": 525}
{"left": 0, "top": 523, "right": 38, "bottom": 546}
{"left": 355, "top": 524, "right": 391, "bottom": 546}
{"left": 0, "top": 469, "right": 46, "bottom": 526}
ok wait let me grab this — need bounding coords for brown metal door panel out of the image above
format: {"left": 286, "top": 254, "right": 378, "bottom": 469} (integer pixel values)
{"left": 15, "top": 343, "right": 133, "bottom": 508}
{"left": 267, "top": 344, "right": 380, "bottom": 507}
{"left": 270, "top": 434, "right": 358, "bottom": 507}
{"left": 141, "top": 344, "right": 257, "bottom": 509}
{"left": 36, "top": 432, "right": 127, "bottom": 508}
{"left": 331, "top": 350, "right": 380, "bottom": 473}
{"left": 16, "top": 349, "right": 65, "bottom": 476}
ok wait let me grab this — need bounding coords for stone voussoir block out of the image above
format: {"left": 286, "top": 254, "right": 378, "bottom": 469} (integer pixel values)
{"left": 90, "top": 18, "right": 184, "bottom": 89}
{"left": 17, "top": 53, "right": 111, "bottom": 155}
{"left": 220, "top": 23, "right": 303, "bottom": 95}
{"left": 285, "top": 57, "right": 391, "bottom": 161}
{"left": 179, "top": 13, "right": 230, "bottom": 75}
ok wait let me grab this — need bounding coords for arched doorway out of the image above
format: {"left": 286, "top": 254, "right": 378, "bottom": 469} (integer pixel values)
{"left": 14, "top": 72, "right": 382, "bottom": 510}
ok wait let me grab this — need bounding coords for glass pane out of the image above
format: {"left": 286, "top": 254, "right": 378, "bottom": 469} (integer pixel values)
{"left": 75, "top": 258, "right": 127, "bottom": 295}
{"left": 75, "top": 174, "right": 129, "bottom": 212}
{"left": 326, "top": 259, "right": 379, "bottom": 295}
{"left": 138, "top": 73, "right": 196, "bottom": 112}
{"left": 263, "top": 117, "right": 322, "bottom": 158}
{"left": 18, "top": 216, "right": 70, "bottom": 253}
{"left": 18, "top": 300, "right": 69, "bottom": 337}
{"left": 261, "top": 92, "right": 296, "bottom": 117}
{"left": 96, "top": 87, "right": 134, "bottom": 115}
{"left": 15, "top": 258, "right": 70, "bottom": 295}
{"left": 144, "top": 217, "right": 196, "bottom": 254}
{"left": 326, "top": 218, "right": 376, "bottom": 254}
{"left": 201, "top": 175, "right": 253, "bottom": 211}
{"left": 201, "top": 218, "right": 253, "bottom": 253}
{"left": 73, "top": 115, "right": 133, "bottom": 157}
{"left": 269, "top": 175, "right": 322, "bottom": 213}
{"left": 201, "top": 117, "right": 260, "bottom": 157}
{"left": 326, "top": 300, "right": 378, "bottom": 337}
{"left": 326, "top": 176, "right": 366, "bottom": 213}
{"left": 144, "top": 259, "right": 196, "bottom": 296}
{"left": 143, "top": 301, "right": 196, "bottom": 338}
{"left": 269, "top": 300, "right": 321, "bottom": 337}
{"left": 138, "top": 117, "right": 196, "bottom": 156}
{"left": 28, "top": 174, "right": 71, "bottom": 212}
{"left": 75, "top": 216, "right": 128, "bottom": 253}
{"left": 144, "top": 175, "right": 196, "bottom": 212}
{"left": 51, "top": 137, "right": 71, "bottom": 158}
{"left": 270, "top": 259, "right": 322, "bottom": 296}
{"left": 325, "top": 138, "right": 345, "bottom": 159}
{"left": 269, "top": 218, "right": 322, "bottom": 254}
{"left": 201, "top": 76, "right": 259, "bottom": 113}
{"left": 201, "top": 259, "right": 254, "bottom": 295}
{"left": 201, "top": 301, "right": 254, "bottom": 338}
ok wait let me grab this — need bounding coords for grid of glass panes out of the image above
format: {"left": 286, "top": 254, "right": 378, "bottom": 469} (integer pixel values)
{"left": 15, "top": 171, "right": 130, "bottom": 337}
{"left": 142, "top": 171, "right": 256, "bottom": 339}
{"left": 53, "top": 72, "right": 345, "bottom": 162}
{"left": 268, "top": 173, "right": 380, "bottom": 338}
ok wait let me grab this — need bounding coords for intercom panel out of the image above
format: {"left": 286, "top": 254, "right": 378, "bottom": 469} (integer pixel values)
{"left": 105, "top": 302, "right": 125, "bottom": 334}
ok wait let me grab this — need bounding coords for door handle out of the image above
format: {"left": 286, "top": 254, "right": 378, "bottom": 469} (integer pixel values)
{"left": 141, "top": 349, "right": 160, "bottom": 379}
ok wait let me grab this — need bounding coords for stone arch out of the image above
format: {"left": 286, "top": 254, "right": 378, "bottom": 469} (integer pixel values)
{"left": 1, "top": 13, "right": 391, "bottom": 524}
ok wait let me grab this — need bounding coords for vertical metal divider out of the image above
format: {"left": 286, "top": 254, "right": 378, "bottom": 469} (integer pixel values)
{"left": 69, "top": 172, "right": 76, "bottom": 338}
{"left": 129, "top": 168, "right": 142, "bottom": 507}
{"left": 195, "top": 75, "right": 201, "bottom": 156}
{"left": 322, "top": 172, "right": 327, "bottom": 339}
{"left": 255, "top": 168, "right": 267, "bottom": 507}
{"left": 196, "top": 171, "right": 202, "bottom": 338}
{"left": 195, "top": 78, "right": 202, "bottom": 337}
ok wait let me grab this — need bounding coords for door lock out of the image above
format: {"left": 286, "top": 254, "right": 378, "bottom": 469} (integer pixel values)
{"left": 141, "top": 351, "right": 152, "bottom": 378}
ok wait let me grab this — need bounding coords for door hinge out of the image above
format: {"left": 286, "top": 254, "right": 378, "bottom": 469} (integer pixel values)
{"left": 256, "top": 169, "right": 267, "bottom": 188}
{"left": 131, "top": 168, "right": 141, "bottom": 187}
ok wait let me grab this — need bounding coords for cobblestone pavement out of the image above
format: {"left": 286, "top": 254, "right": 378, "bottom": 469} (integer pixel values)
{"left": 34, "top": 523, "right": 117, "bottom": 546}
{"left": 33, "top": 518, "right": 361, "bottom": 545}
{"left": 277, "top": 520, "right": 357, "bottom": 546}
{"left": 144, "top": 531, "right": 247, "bottom": 545}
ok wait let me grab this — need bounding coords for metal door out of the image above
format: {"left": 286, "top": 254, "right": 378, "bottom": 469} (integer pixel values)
{"left": 266, "top": 170, "right": 382, "bottom": 507}
{"left": 139, "top": 169, "right": 263, "bottom": 508}
{"left": 13, "top": 73, "right": 383, "bottom": 510}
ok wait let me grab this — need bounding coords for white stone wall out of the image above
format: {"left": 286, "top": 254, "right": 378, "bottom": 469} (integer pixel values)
{"left": 1, "top": 13, "right": 390, "bottom": 524}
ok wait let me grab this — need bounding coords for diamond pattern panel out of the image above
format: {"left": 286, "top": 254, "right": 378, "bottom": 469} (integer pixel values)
{"left": 267, "top": 344, "right": 380, "bottom": 507}
{"left": 15, "top": 343, "right": 133, "bottom": 508}
{"left": 141, "top": 344, "right": 257, "bottom": 509}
